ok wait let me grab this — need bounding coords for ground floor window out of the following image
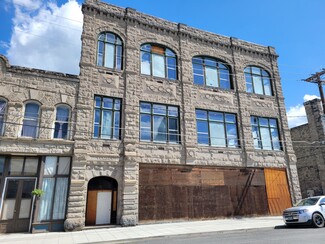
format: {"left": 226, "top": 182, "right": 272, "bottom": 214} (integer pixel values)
{"left": 38, "top": 156, "right": 71, "bottom": 222}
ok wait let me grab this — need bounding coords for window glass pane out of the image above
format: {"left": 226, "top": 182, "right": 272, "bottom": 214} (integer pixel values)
{"left": 197, "top": 120, "right": 208, "bottom": 133}
{"left": 106, "top": 33, "right": 115, "bottom": 43}
{"left": 24, "top": 157, "right": 38, "bottom": 176}
{"left": 58, "top": 157, "right": 70, "bottom": 175}
{"left": 116, "top": 37, "right": 122, "bottom": 45}
{"left": 192, "top": 57, "right": 203, "bottom": 64}
{"left": 19, "top": 180, "right": 35, "bottom": 219}
{"left": 95, "top": 96, "right": 101, "bottom": 107}
{"left": 22, "top": 103, "right": 39, "bottom": 138}
{"left": 104, "top": 43, "right": 114, "bottom": 68}
{"left": 103, "top": 98, "right": 113, "bottom": 109}
{"left": 271, "top": 128, "right": 281, "bottom": 150}
{"left": 114, "top": 99, "right": 121, "bottom": 110}
{"left": 209, "top": 112, "right": 223, "bottom": 122}
{"left": 116, "top": 45, "right": 122, "bottom": 70}
{"left": 219, "top": 70, "right": 230, "bottom": 89}
{"left": 205, "top": 58, "right": 217, "bottom": 67}
{"left": 140, "top": 102, "right": 151, "bottom": 113}
{"left": 0, "top": 100, "right": 5, "bottom": 135}
{"left": 98, "top": 33, "right": 105, "bottom": 41}
{"left": 113, "top": 111, "right": 120, "bottom": 139}
{"left": 210, "top": 122, "right": 225, "bottom": 147}
{"left": 260, "top": 127, "right": 272, "bottom": 150}
{"left": 253, "top": 76, "right": 263, "bottom": 94}
{"left": 168, "top": 106, "right": 178, "bottom": 117}
{"left": 140, "top": 114, "right": 151, "bottom": 141}
{"left": 52, "top": 178, "right": 69, "bottom": 220}
{"left": 252, "top": 126, "right": 261, "bottom": 149}
{"left": 269, "top": 119, "right": 277, "bottom": 128}
{"left": 101, "top": 110, "right": 112, "bottom": 139}
{"left": 153, "top": 116, "right": 167, "bottom": 142}
{"left": 196, "top": 110, "right": 207, "bottom": 120}
{"left": 252, "top": 67, "right": 260, "bottom": 75}
{"left": 153, "top": 104, "right": 166, "bottom": 115}
{"left": 225, "top": 114, "right": 236, "bottom": 123}
{"left": 165, "top": 48, "right": 175, "bottom": 57}
{"left": 97, "top": 41, "right": 104, "bottom": 66}
{"left": 198, "top": 133, "right": 209, "bottom": 145}
{"left": 141, "top": 44, "right": 151, "bottom": 52}
{"left": 9, "top": 157, "right": 24, "bottom": 175}
{"left": 244, "top": 67, "right": 251, "bottom": 73}
{"left": 226, "top": 123, "right": 238, "bottom": 147}
{"left": 262, "top": 70, "right": 269, "bottom": 77}
{"left": 1, "top": 180, "right": 18, "bottom": 220}
{"left": 168, "top": 118, "right": 178, "bottom": 143}
{"left": 245, "top": 74, "right": 253, "bottom": 93}
{"left": 194, "top": 74, "right": 205, "bottom": 86}
{"left": 263, "top": 78, "right": 272, "bottom": 95}
{"left": 259, "top": 118, "right": 269, "bottom": 127}
{"left": 44, "top": 156, "right": 57, "bottom": 176}
{"left": 205, "top": 66, "right": 218, "bottom": 87}
{"left": 0, "top": 156, "right": 4, "bottom": 176}
{"left": 141, "top": 52, "right": 151, "bottom": 75}
{"left": 152, "top": 54, "right": 165, "bottom": 78}
{"left": 167, "top": 57, "right": 176, "bottom": 79}
{"left": 38, "top": 178, "right": 55, "bottom": 221}
{"left": 25, "top": 103, "right": 39, "bottom": 118}
{"left": 251, "top": 116, "right": 258, "bottom": 126}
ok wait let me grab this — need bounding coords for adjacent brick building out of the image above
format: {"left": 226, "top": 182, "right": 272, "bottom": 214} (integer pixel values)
{"left": 0, "top": 0, "right": 301, "bottom": 233}
{"left": 291, "top": 99, "right": 325, "bottom": 198}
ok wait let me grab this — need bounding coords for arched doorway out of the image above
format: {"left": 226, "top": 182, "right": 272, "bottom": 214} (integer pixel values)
{"left": 86, "top": 177, "right": 118, "bottom": 225}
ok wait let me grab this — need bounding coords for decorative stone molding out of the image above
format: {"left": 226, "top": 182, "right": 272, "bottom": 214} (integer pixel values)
{"left": 198, "top": 90, "right": 234, "bottom": 105}
{"left": 142, "top": 81, "right": 176, "bottom": 98}
{"left": 99, "top": 72, "right": 119, "bottom": 89}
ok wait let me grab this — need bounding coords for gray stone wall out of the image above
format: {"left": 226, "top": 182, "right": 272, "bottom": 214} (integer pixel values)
{"left": 62, "top": 0, "right": 302, "bottom": 229}
{"left": 291, "top": 99, "right": 325, "bottom": 197}
{"left": 0, "top": 55, "right": 78, "bottom": 157}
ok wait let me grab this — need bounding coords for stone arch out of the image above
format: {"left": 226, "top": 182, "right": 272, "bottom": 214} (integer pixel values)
{"left": 85, "top": 176, "right": 118, "bottom": 225}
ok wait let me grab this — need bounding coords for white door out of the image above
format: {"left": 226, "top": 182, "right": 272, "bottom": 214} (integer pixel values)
{"left": 95, "top": 191, "right": 112, "bottom": 225}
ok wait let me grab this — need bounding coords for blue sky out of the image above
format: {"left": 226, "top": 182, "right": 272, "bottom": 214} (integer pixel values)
{"left": 0, "top": 0, "right": 324, "bottom": 127}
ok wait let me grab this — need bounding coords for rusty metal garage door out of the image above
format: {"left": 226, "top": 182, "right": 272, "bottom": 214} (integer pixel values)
{"left": 139, "top": 164, "right": 269, "bottom": 222}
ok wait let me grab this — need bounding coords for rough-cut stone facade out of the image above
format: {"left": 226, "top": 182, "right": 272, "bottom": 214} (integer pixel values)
{"left": 0, "top": 0, "right": 301, "bottom": 233}
{"left": 62, "top": 0, "right": 301, "bottom": 230}
{"left": 291, "top": 99, "right": 325, "bottom": 198}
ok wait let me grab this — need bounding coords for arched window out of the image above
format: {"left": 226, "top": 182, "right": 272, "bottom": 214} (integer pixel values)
{"left": 97, "top": 32, "right": 123, "bottom": 70}
{"left": 21, "top": 102, "right": 40, "bottom": 138}
{"left": 141, "top": 44, "right": 177, "bottom": 80}
{"left": 0, "top": 99, "right": 7, "bottom": 136}
{"left": 244, "top": 66, "right": 272, "bottom": 95}
{"left": 192, "top": 56, "right": 231, "bottom": 89}
{"left": 54, "top": 105, "right": 70, "bottom": 139}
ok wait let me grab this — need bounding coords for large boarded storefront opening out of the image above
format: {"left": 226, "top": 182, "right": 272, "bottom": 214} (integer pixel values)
{"left": 139, "top": 164, "right": 278, "bottom": 222}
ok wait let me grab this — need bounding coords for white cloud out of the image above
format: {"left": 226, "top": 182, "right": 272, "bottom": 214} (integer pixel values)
{"left": 287, "top": 94, "right": 320, "bottom": 128}
{"left": 6, "top": 0, "right": 83, "bottom": 75}
{"left": 303, "top": 94, "right": 320, "bottom": 102}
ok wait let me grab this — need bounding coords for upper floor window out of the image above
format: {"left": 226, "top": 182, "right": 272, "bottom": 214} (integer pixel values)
{"left": 0, "top": 99, "right": 7, "bottom": 136}
{"left": 21, "top": 102, "right": 40, "bottom": 138}
{"left": 245, "top": 66, "right": 272, "bottom": 95}
{"left": 141, "top": 44, "right": 177, "bottom": 80}
{"left": 192, "top": 56, "right": 231, "bottom": 89}
{"left": 196, "top": 109, "right": 239, "bottom": 147}
{"left": 54, "top": 105, "right": 70, "bottom": 139}
{"left": 97, "top": 32, "right": 123, "bottom": 70}
{"left": 140, "top": 102, "right": 180, "bottom": 143}
{"left": 93, "top": 96, "right": 121, "bottom": 139}
{"left": 251, "top": 116, "right": 281, "bottom": 150}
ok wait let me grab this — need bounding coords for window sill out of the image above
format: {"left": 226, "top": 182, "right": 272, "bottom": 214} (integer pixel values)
{"left": 97, "top": 66, "right": 123, "bottom": 75}
{"left": 140, "top": 73, "right": 179, "bottom": 83}
{"left": 193, "top": 84, "right": 235, "bottom": 93}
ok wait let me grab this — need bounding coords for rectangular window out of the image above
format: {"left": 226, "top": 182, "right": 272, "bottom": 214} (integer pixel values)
{"left": 140, "top": 102, "right": 180, "bottom": 144}
{"left": 251, "top": 116, "right": 281, "bottom": 150}
{"left": 196, "top": 109, "right": 239, "bottom": 148}
{"left": 152, "top": 54, "right": 165, "bottom": 78}
{"left": 93, "top": 96, "right": 121, "bottom": 139}
{"left": 38, "top": 156, "right": 71, "bottom": 221}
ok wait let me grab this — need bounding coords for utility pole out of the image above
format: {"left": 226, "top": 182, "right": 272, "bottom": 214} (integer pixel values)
{"left": 303, "top": 69, "right": 325, "bottom": 114}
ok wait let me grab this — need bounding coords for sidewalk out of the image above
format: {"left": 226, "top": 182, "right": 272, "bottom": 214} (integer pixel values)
{"left": 0, "top": 216, "right": 284, "bottom": 244}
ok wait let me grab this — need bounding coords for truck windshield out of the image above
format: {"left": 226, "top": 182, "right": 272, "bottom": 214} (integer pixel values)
{"left": 296, "top": 197, "right": 320, "bottom": 206}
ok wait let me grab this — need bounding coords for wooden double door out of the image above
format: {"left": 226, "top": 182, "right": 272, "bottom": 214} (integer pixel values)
{"left": 0, "top": 177, "right": 37, "bottom": 233}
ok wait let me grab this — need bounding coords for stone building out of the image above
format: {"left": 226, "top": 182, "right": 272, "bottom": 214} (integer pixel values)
{"left": 291, "top": 98, "right": 325, "bottom": 198}
{"left": 0, "top": 0, "right": 301, "bottom": 233}
{"left": 0, "top": 55, "right": 79, "bottom": 232}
